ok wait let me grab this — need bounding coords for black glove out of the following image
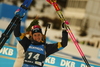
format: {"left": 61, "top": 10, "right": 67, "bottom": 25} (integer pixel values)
{"left": 62, "top": 23, "right": 65, "bottom": 28}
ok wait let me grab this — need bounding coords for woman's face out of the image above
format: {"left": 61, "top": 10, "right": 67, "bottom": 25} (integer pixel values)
{"left": 32, "top": 32, "right": 43, "bottom": 42}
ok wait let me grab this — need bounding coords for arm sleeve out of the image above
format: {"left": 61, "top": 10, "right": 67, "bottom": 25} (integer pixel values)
{"left": 14, "top": 21, "right": 30, "bottom": 52}
{"left": 46, "top": 30, "right": 68, "bottom": 57}
{"left": 14, "top": 21, "right": 21, "bottom": 37}
{"left": 61, "top": 30, "right": 68, "bottom": 47}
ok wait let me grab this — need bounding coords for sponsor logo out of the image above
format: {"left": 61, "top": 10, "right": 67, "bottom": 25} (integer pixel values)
{"left": 0, "top": 47, "right": 13, "bottom": 56}
{"left": 29, "top": 46, "right": 43, "bottom": 51}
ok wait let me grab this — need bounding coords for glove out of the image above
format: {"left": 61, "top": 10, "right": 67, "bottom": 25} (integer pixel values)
{"left": 62, "top": 23, "right": 66, "bottom": 31}
{"left": 62, "top": 23, "right": 65, "bottom": 28}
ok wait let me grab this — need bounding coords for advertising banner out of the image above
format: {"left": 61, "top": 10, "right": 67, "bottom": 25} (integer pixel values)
{"left": 0, "top": 45, "right": 17, "bottom": 67}
{"left": 0, "top": 43, "right": 99, "bottom": 67}
{"left": 44, "top": 55, "right": 100, "bottom": 67}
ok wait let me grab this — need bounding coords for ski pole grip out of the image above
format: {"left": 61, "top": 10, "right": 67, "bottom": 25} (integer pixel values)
{"left": 64, "top": 20, "right": 69, "bottom": 25}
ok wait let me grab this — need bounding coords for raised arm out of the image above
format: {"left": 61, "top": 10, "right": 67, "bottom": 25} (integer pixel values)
{"left": 14, "top": 21, "right": 30, "bottom": 52}
{"left": 46, "top": 30, "right": 68, "bottom": 57}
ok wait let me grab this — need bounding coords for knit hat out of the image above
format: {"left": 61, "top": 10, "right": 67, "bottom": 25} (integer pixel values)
{"left": 31, "top": 25, "right": 42, "bottom": 34}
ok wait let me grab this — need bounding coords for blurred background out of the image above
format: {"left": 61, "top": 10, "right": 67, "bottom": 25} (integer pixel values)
{"left": 0, "top": 0, "right": 100, "bottom": 67}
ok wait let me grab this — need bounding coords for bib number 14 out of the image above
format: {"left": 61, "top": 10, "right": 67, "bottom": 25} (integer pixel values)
{"left": 28, "top": 52, "right": 40, "bottom": 60}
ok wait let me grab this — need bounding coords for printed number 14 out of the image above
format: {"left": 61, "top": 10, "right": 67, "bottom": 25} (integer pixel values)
{"left": 28, "top": 52, "right": 40, "bottom": 60}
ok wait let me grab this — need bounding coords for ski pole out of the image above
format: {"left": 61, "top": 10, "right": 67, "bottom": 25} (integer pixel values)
{"left": 44, "top": 24, "right": 51, "bottom": 36}
{"left": 46, "top": 0, "right": 91, "bottom": 67}
{"left": 43, "top": 24, "right": 50, "bottom": 44}
{"left": 65, "top": 25, "right": 91, "bottom": 67}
